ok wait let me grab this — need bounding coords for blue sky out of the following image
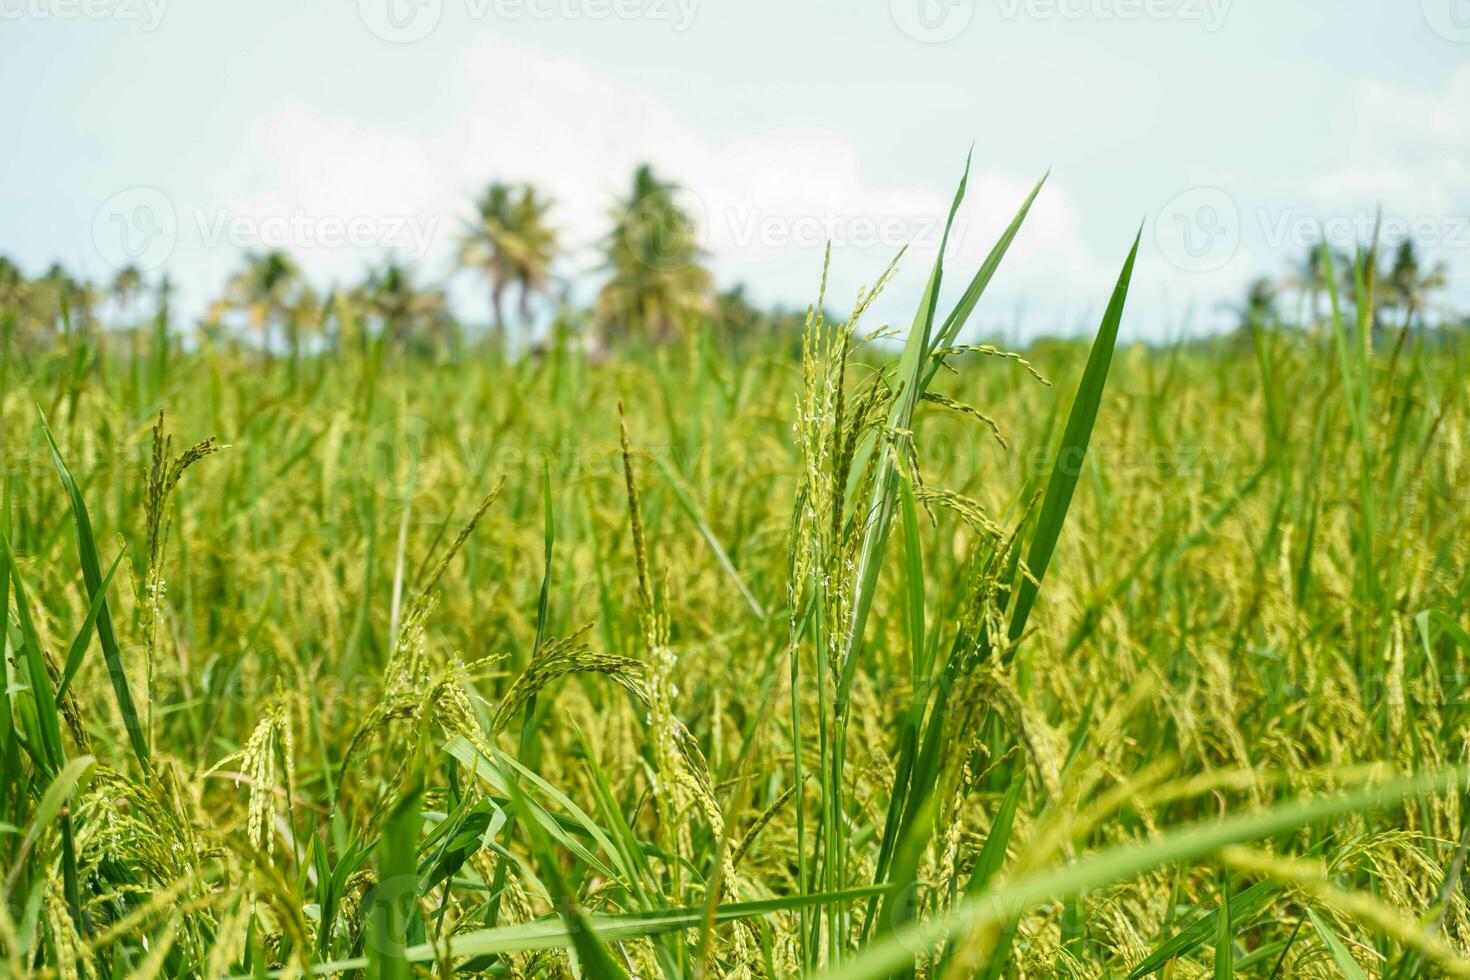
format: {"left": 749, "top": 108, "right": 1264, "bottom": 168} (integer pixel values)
{"left": 2, "top": 0, "right": 1468, "bottom": 340}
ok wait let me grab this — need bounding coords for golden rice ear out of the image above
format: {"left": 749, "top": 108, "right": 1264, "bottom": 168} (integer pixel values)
{"left": 490, "top": 623, "right": 612, "bottom": 735}
{"left": 921, "top": 392, "right": 1010, "bottom": 450}
{"left": 409, "top": 480, "right": 504, "bottom": 610}
{"left": 43, "top": 880, "right": 97, "bottom": 980}
{"left": 240, "top": 702, "right": 292, "bottom": 856}
{"left": 618, "top": 400, "right": 654, "bottom": 615}
{"left": 931, "top": 344, "right": 1051, "bottom": 386}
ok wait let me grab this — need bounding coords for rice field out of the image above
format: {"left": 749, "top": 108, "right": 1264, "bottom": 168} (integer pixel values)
{"left": 3, "top": 175, "right": 1470, "bottom": 978}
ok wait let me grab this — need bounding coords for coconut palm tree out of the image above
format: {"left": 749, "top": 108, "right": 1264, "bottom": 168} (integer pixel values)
{"left": 510, "top": 186, "right": 557, "bottom": 331}
{"left": 1244, "top": 276, "right": 1277, "bottom": 323}
{"left": 458, "top": 183, "right": 514, "bottom": 342}
{"left": 0, "top": 256, "right": 20, "bottom": 294}
{"left": 0, "top": 256, "right": 25, "bottom": 314}
{"left": 715, "top": 283, "right": 759, "bottom": 332}
{"left": 155, "top": 274, "right": 174, "bottom": 327}
{"left": 457, "top": 182, "right": 559, "bottom": 346}
{"left": 1383, "top": 240, "right": 1449, "bottom": 333}
{"left": 0, "top": 256, "right": 40, "bottom": 350}
{"left": 110, "top": 264, "right": 145, "bottom": 328}
{"left": 219, "top": 251, "right": 317, "bottom": 366}
{"left": 358, "top": 262, "right": 457, "bottom": 357}
{"left": 1284, "top": 245, "right": 1351, "bottom": 332}
{"left": 595, "top": 164, "right": 712, "bottom": 345}
{"left": 31, "top": 263, "right": 99, "bottom": 336}
{"left": 1225, "top": 277, "right": 1278, "bottom": 345}
{"left": 32, "top": 263, "right": 65, "bottom": 334}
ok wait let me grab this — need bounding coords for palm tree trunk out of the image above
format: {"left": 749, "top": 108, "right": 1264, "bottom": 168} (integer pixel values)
{"left": 288, "top": 314, "right": 300, "bottom": 387}
{"left": 491, "top": 283, "right": 507, "bottom": 348}
{"left": 518, "top": 284, "right": 532, "bottom": 345}
{"left": 1387, "top": 304, "right": 1412, "bottom": 381}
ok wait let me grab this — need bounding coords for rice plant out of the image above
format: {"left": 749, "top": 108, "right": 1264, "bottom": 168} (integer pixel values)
{"left": 2, "top": 162, "right": 1469, "bottom": 978}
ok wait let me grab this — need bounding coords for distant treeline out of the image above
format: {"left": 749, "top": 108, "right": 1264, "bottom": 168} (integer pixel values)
{"left": 2, "top": 167, "right": 1464, "bottom": 360}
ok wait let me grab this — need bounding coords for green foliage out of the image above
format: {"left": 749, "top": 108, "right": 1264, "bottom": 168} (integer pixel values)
{"left": 1, "top": 170, "right": 1469, "bottom": 978}
{"left": 596, "top": 164, "right": 714, "bottom": 345}
{"left": 458, "top": 181, "right": 560, "bottom": 344}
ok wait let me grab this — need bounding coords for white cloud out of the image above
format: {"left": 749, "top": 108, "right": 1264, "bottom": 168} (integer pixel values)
{"left": 198, "top": 35, "right": 1470, "bottom": 341}
{"left": 182, "top": 35, "right": 1102, "bottom": 337}
{"left": 1304, "top": 66, "right": 1470, "bottom": 311}
{"left": 1311, "top": 65, "right": 1470, "bottom": 223}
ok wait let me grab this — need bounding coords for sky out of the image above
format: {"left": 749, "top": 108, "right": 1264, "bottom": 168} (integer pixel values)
{"left": 2, "top": 0, "right": 1468, "bottom": 341}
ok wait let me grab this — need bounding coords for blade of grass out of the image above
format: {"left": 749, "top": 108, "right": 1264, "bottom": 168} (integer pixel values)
{"left": 869, "top": 229, "right": 1143, "bottom": 953}
{"left": 3, "top": 755, "right": 95, "bottom": 898}
{"left": 251, "top": 886, "right": 891, "bottom": 976}
{"left": 3, "top": 536, "right": 65, "bottom": 773}
{"left": 498, "top": 756, "right": 629, "bottom": 979}
{"left": 56, "top": 547, "right": 126, "bottom": 700}
{"left": 367, "top": 777, "right": 421, "bottom": 980}
{"left": 921, "top": 171, "right": 1049, "bottom": 380}
{"left": 1125, "top": 879, "right": 1279, "bottom": 978}
{"left": 1215, "top": 869, "right": 1233, "bottom": 978}
{"left": 1006, "top": 227, "right": 1142, "bottom": 647}
{"left": 819, "top": 765, "right": 1468, "bottom": 980}
{"left": 934, "top": 768, "right": 1026, "bottom": 974}
{"left": 1307, "top": 908, "right": 1369, "bottom": 980}
{"left": 652, "top": 453, "right": 766, "bottom": 621}
{"left": 38, "top": 410, "right": 150, "bottom": 769}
